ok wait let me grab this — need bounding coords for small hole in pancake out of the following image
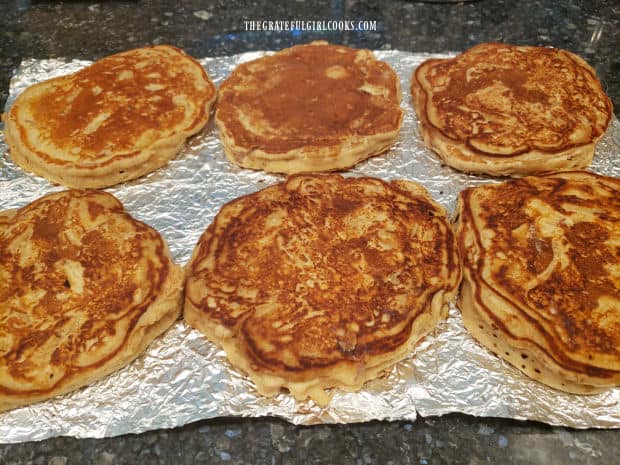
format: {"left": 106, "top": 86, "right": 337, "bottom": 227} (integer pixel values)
{"left": 63, "top": 279, "right": 70, "bottom": 288}
{"left": 521, "top": 354, "right": 528, "bottom": 359}
{"left": 534, "top": 368, "right": 541, "bottom": 374}
{"left": 119, "top": 170, "right": 125, "bottom": 174}
{"left": 521, "top": 365, "right": 525, "bottom": 369}
{"left": 49, "top": 374, "right": 53, "bottom": 379}
{"left": 505, "top": 352, "right": 510, "bottom": 356}
{"left": 478, "top": 324, "right": 483, "bottom": 330}
{"left": 493, "top": 333, "right": 498, "bottom": 338}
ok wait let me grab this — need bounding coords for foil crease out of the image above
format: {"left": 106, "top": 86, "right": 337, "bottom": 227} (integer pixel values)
{"left": 0, "top": 51, "right": 619, "bottom": 443}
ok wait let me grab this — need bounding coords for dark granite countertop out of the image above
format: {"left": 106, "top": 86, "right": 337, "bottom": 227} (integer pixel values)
{"left": 0, "top": 1, "right": 619, "bottom": 464}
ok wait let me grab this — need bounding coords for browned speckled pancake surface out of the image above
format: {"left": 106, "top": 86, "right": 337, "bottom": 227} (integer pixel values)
{"left": 184, "top": 174, "right": 461, "bottom": 404}
{"left": 4, "top": 45, "right": 216, "bottom": 188}
{"left": 456, "top": 171, "right": 620, "bottom": 392}
{"left": 215, "top": 41, "right": 403, "bottom": 173}
{"left": 411, "top": 43, "right": 612, "bottom": 176}
{"left": 0, "top": 190, "right": 183, "bottom": 411}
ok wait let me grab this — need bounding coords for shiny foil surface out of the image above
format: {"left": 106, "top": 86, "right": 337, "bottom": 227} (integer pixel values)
{"left": 0, "top": 51, "right": 619, "bottom": 442}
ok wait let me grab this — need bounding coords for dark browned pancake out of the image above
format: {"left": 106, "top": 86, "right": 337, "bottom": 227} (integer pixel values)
{"left": 184, "top": 174, "right": 461, "bottom": 405}
{"left": 411, "top": 43, "right": 612, "bottom": 176}
{"left": 456, "top": 171, "right": 620, "bottom": 393}
{"left": 215, "top": 41, "right": 403, "bottom": 173}
{"left": 0, "top": 190, "right": 183, "bottom": 411}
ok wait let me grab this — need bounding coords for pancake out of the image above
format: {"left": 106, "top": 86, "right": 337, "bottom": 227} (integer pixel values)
{"left": 215, "top": 41, "right": 403, "bottom": 173}
{"left": 0, "top": 190, "right": 184, "bottom": 411}
{"left": 4, "top": 45, "right": 216, "bottom": 188}
{"left": 411, "top": 43, "right": 612, "bottom": 176}
{"left": 455, "top": 171, "right": 620, "bottom": 393}
{"left": 184, "top": 174, "right": 461, "bottom": 405}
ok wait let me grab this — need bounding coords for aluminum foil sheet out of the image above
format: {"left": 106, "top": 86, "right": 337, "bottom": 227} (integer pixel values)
{"left": 0, "top": 51, "right": 619, "bottom": 443}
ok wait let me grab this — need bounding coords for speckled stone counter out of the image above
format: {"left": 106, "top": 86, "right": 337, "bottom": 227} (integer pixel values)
{"left": 3, "top": 415, "right": 620, "bottom": 465}
{"left": 0, "top": 1, "right": 619, "bottom": 464}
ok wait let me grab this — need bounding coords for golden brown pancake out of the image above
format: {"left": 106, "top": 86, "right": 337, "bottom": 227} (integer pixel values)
{"left": 215, "top": 41, "right": 403, "bottom": 173}
{"left": 411, "top": 43, "right": 612, "bottom": 176}
{"left": 4, "top": 45, "right": 216, "bottom": 188}
{"left": 0, "top": 190, "right": 184, "bottom": 411}
{"left": 184, "top": 174, "right": 461, "bottom": 405}
{"left": 456, "top": 171, "right": 620, "bottom": 393}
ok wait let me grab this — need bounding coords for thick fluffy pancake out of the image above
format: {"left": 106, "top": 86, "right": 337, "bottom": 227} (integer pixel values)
{"left": 184, "top": 174, "right": 461, "bottom": 405}
{"left": 411, "top": 43, "right": 612, "bottom": 176}
{"left": 456, "top": 171, "right": 620, "bottom": 393}
{"left": 215, "top": 41, "right": 403, "bottom": 173}
{"left": 0, "top": 190, "right": 183, "bottom": 411}
{"left": 4, "top": 45, "right": 216, "bottom": 188}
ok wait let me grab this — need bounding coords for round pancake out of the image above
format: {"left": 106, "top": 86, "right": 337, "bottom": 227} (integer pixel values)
{"left": 4, "top": 45, "right": 216, "bottom": 188}
{"left": 184, "top": 174, "right": 461, "bottom": 405}
{"left": 0, "top": 190, "right": 184, "bottom": 411}
{"left": 456, "top": 171, "right": 620, "bottom": 393}
{"left": 411, "top": 43, "right": 612, "bottom": 176}
{"left": 215, "top": 41, "right": 403, "bottom": 173}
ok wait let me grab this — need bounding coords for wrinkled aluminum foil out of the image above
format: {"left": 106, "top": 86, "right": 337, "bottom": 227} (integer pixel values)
{"left": 0, "top": 51, "right": 619, "bottom": 443}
